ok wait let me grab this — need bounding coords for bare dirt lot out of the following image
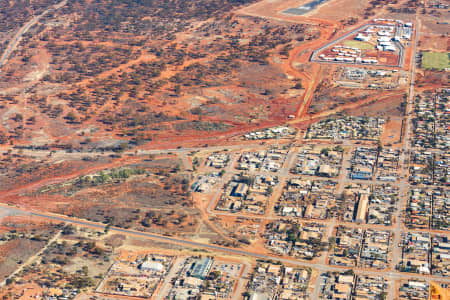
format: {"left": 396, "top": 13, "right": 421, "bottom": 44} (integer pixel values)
{"left": 0, "top": 216, "right": 59, "bottom": 282}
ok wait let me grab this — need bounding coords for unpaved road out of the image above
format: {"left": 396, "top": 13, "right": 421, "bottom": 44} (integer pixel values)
{"left": 0, "top": 230, "right": 61, "bottom": 287}
{"left": 0, "top": 203, "right": 448, "bottom": 286}
{"left": 0, "top": 0, "right": 68, "bottom": 68}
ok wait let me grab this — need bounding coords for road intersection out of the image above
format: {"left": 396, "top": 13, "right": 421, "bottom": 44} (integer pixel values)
{"left": 0, "top": 5, "right": 447, "bottom": 298}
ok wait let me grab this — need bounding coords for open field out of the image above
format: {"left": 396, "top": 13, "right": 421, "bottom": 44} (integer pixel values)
{"left": 421, "top": 52, "right": 450, "bottom": 70}
{"left": 343, "top": 40, "right": 374, "bottom": 50}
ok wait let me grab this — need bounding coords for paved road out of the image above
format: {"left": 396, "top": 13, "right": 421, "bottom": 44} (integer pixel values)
{"left": 3, "top": 138, "right": 382, "bottom": 162}
{"left": 3, "top": 143, "right": 266, "bottom": 161}
{"left": 0, "top": 13, "right": 440, "bottom": 297}
{"left": 206, "top": 145, "right": 296, "bottom": 215}
{"left": 387, "top": 16, "right": 420, "bottom": 300}
{"left": 312, "top": 273, "right": 324, "bottom": 300}
{"left": 0, "top": 205, "right": 24, "bottom": 221}
{"left": 155, "top": 256, "right": 185, "bottom": 300}
{"left": 206, "top": 153, "right": 238, "bottom": 213}
{"left": 0, "top": 0, "right": 68, "bottom": 68}
{"left": 0, "top": 208, "right": 11, "bottom": 221}
{"left": 0, "top": 203, "right": 448, "bottom": 286}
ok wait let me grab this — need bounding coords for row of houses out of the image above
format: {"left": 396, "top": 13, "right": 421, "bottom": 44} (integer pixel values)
{"left": 398, "top": 232, "right": 431, "bottom": 274}
{"left": 330, "top": 226, "right": 393, "bottom": 270}
{"left": 216, "top": 174, "right": 278, "bottom": 215}
{"left": 350, "top": 147, "right": 378, "bottom": 180}
{"left": 243, "top": 126, "right": 296, "bottom": 140}
{"left": 341, "top": 183, "right": 398, "bottom": 225}
{"left": 306, "top": 116, "right": 385, "bottom": 141}
{"left": 205, "top": 152, "right": 230, "bottom": 169}
{"left": 399, "top": 232, "right": 449, "bottom": 276}
{"left": 291, "top": 146, "right": 343, "bottom": 178}
{"left": 376, "top": 148, "right": 400, "bottom": 182}
{"left": 406, "top": 187, "right": 449, "bottom": 230}
{"left": 247, "top": 263, "right": 310, "bottom": 300}
{"left": 412, "top": 89, "right": 449, "bottom": 150}
{"left": 432, "top": 235, "right": 450, "bottom": 276}
{"left": 237, "top": 148, "right": 288, "bottom": 173}
{"left": 318, "top": 272, "right": 355, "bottom": 300}
{"left": 264, "top": 221, "right": 326, "bottom": 259}
{"left": 276, "top": 178, "right": 338, "bottom": 220}
{"left": 398, "top": 280, "right": 429, "bottom": 299}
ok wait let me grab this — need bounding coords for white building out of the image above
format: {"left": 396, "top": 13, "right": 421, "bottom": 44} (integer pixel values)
{"left": 140, "top": 261, "right": 164, "bottom": 272}
{"left": 355, "top": 34, "right": 370, "bottom": 42}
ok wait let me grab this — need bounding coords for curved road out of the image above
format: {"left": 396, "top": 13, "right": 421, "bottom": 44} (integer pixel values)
{"left": 0, "top": 4, "right": 445, "bottom": 297}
